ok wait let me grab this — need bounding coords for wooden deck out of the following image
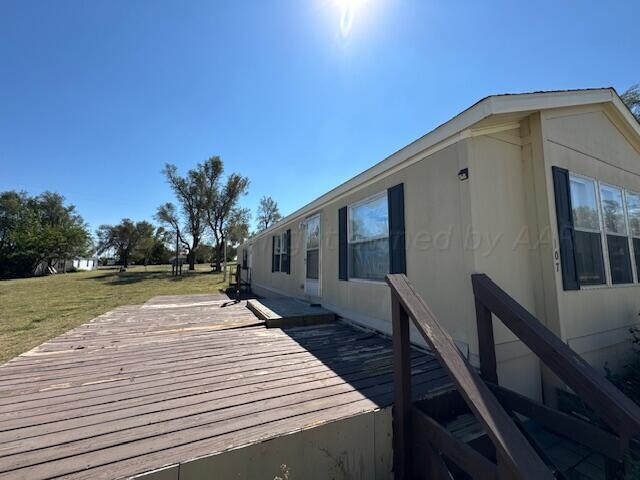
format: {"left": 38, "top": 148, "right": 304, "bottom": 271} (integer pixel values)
{"left": 0, "top": 294, "right": 451, "bottom": 480}
{"left": 246, "top": 297, "right": 336, "bottom": 328}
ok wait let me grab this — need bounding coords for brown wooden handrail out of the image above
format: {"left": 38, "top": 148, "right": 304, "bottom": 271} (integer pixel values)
{"left": 386, "top": 273, "right": 554, "bottom": 480}
{"left": 471, "top": 273, "right": 640, "bottom": 442}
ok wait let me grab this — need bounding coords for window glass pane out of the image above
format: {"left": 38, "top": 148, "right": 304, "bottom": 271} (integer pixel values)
{"left": 627, "top": 192, "right": 640, "bottom": 238}
{"left": 281, "top": 233, "right": 287, "bottom": 253}
{"left": 274, "top": 254, "right": 280, "bottom": 272}
{"left": 349, "top": 195, "right": 389, "bottom": 242}
{"left": 600, "top": 185, "right": 626, "bottom": 235}
{"left": 274, "top": 235, "right": 281, "bottom": 253}
{"left": 570, "top": 176, "right": 599, "bottom": 231}
{"left": 607, "top": 235, "right": 633, "bottom": 284}
{"left": 306, "top": 249, "right": 319, "bottom": 279}
{"left": 349, "top": 238, "right": 389, "bottom": 281}
{"left": 574, "top": 231, "right": 606, "bottom": 286}
{"left": 306, "top": 216, "right": 320, "bottom": 250}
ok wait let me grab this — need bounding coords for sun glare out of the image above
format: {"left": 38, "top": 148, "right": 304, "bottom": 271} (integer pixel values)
{"left": 336, "top": 0, "right": 367, "bottom": 37}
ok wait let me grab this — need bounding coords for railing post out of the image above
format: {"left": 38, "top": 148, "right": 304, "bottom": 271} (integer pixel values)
{"left": 475, "top": 296, "right": 499, "bottom": 385}
{"left": 605, "top": 435, "right": 628, "bottom": 480}
{"left": 391, "top": 295, "right": 412, "bottom": 480}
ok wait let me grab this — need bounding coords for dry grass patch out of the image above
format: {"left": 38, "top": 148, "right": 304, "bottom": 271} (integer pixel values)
{"left": 0, "top": 264, "right": 229, "bottom": 362}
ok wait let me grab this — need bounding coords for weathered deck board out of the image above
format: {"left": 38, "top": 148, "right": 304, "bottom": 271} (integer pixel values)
{"left": 0, "top": 293, "right": 451, "bottom": 480}
{"left": 246, "top": 298, "right": 336, "bottom": 327}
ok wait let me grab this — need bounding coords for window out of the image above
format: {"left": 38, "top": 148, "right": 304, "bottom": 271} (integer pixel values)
{"left": 280, "top": 231, "right": 289, "bottom": 273}
{"left": 600, "top": 184, "right": 633, "bottom": 284}
{"left": 242, "top": 248, "right": 248, "bottom": 270}
{"left": 305, "top": 216, "right": 320, "bottom": 280}
{"left": 272, "top": 232, "right": 290, "bottom": 273}
{"left": 273, "top": 235, "right": 281, "bottom": 272}
{"left": 569, "top": 175, "right": 606, "bottom": 285}
{"left": 626, "top": 191, "right": 640, "bottom": 279}
{"left": 348, "top": 192, "right": 389, "bottom": 281}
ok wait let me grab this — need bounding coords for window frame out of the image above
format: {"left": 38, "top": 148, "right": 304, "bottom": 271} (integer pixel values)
{"left": 599, "top": 181, "right": 635, "bottom": 286}
{"left": 346, "top": 190, "right": 390, "bottom": 282}
{"left": 273, "top": 234, "right": 281, "bottom": 273}
{"left": 280, "top": 231, "right": 288, "bottom": 274}
{"left": 565, "top": 171, "right": 640, "bottom": 290}
{"left": 304, "top": 214, "right": 321, "bottom": 282}
{"left": 625, "top": 189, "right": 640, "bottom": 283}
{"left": 569, "top": 172, "right": 608, "bottom": 289}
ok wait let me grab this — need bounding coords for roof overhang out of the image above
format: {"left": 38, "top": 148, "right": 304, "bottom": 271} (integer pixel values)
{"left": 248, "top": 88, "right": 640, "bottom": 243}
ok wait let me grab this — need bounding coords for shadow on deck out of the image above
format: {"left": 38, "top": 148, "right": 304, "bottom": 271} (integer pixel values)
{"left": 0, "top": 293, "right": 452, "bottom": 480}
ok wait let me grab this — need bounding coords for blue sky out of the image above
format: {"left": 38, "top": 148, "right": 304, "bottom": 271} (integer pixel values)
{"left": 1, "top": 0, "right": 638, "bottom": 235}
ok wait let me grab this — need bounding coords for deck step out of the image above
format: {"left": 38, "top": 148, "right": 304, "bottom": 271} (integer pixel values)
{"left": 246, "top": 298, "right": 336, "bottom": 328}
{"left": 444, "top": 413, "right": 487, "bottom": 444}
{"left": 439, "top": 412, "right": 607, "bottom": 480}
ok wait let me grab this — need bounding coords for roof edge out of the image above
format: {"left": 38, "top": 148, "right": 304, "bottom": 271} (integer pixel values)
{"left": 248, "top": 88, "right": 635, "bottom": 243}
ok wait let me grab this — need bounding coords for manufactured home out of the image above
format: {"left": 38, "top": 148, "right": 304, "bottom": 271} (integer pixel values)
{"left": 239, "top": 88, "right": 640, "bottom": 403}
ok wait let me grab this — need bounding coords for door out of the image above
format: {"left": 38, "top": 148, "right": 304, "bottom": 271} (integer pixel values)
{"left": 304, "top": 214, "right": 321, "bottom": 297}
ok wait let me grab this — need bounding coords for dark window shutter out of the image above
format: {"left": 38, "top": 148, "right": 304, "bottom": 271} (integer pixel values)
{"left": 552, "top": 167, "right": 579, "bottom": 290}
{"left": 338, "top": 207, "right": 348, "bottom": 280}
{"left": 285, "top": 229, "right": 292, "bottom": 274}
{"left": 388, "top": 183, "right": 406, "bottom": 274}
{"left": 271, "top": 236, "right": 276, "bottom": 273}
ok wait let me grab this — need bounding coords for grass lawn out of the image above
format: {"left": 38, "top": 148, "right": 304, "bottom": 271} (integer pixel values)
{"left": 0, "top": 264, "right": 231, "bottom": 363}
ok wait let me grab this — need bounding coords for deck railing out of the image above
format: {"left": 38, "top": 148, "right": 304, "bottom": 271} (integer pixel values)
{"left": 471, "top": 273, "right": 640, "bottom": 477}
{"left": 386, "top": 273, "right": 554, "bottom": 480}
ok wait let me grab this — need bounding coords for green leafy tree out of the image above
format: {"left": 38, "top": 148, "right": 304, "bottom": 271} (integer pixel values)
{"left": 621, "top": 84, "right": 640, "bottom": 122}
{"left": 154, "top": 202, "right": 188, "bottom": 261}
{"left": 133, "top": 226, "right": 169, "bottom": 266}
{"left": 96, "top": 219, "right": 154, "bottom": 269}
{"left": 200, "top": 156, "right": 249, "bottom": 272}
{"left": 35, "top": 192, "right": 91, "bottom": 270}
{"left": 148, "top": 227, "right": 173, "bottom": 265}
{"left": 0, "top": 191, "right": 36, "bottom": 277}
{"left": 227, "top": 208, "right": 251, "bottom": 246}
{"left": 256, "top": 196, "right": 282, "bottom": 231}
{"left": 162, "top": 164, "right": 209, "bottom": 270}
{"left": 0, "top": 191, "right": 91, "bottom": 277}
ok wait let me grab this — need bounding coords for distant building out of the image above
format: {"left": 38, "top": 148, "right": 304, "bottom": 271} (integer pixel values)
{"left": 34, "top": 257, "right": 98, "bottom": 275}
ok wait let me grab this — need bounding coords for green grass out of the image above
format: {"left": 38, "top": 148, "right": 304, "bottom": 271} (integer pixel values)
{"left": 0, "top": 264, "right": 231, "bottom": 363}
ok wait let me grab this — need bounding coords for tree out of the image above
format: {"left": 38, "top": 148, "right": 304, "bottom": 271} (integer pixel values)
{"left": 256, "top": 196, "right": 282, "bottom": 231}
{"left": 134, "top": 226, "right": 171, "bottom": 266}
{"left": 154, "top": 202, "right": 188, "bottom": 263}
{"left": 147, "top": 227, "right": 173, "bottom": 265}
{"left": 0, "top": 191, "right": 34, "bottom": 277}
{"left": 96, "top": 219, "right": 154, "bottom": 269}
{"left": 0, "top": 191, "right": 91, "bottom": 277}
{"left": 200, "top": 156, "right": 249, "bottom": 272}
{"left": 226, "top": 207, "right": 251, "bottom": 246}
{"left": 162, "top": 164, "right": 208, "bottom": 270}
{"left": 621, "top": 84, "right": 640, "bottom": 122}
{"left": 34, "top": 192, "right": 91, "bottom": 270}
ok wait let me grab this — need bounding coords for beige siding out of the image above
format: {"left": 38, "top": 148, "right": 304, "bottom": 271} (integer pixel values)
{"left": 244, "top": 141, "right": 476, "bottom": 356}
{"left": 467, "top": 130, "right": 543, "bottom": 399}
{"left": 542, "top": 105, "right": 640, "bottom": 375}
{"left": 237, "top": 100, "right": 640, "bottom": 403}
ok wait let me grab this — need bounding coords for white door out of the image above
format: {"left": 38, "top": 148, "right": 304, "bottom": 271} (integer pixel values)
{"left": 304, "top": 214, "right": 321, "bottom": 297}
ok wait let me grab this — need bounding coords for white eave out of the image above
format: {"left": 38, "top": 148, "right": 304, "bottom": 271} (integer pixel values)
{"left": 249, "top": 88, "right": 640, "bottom": 243}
